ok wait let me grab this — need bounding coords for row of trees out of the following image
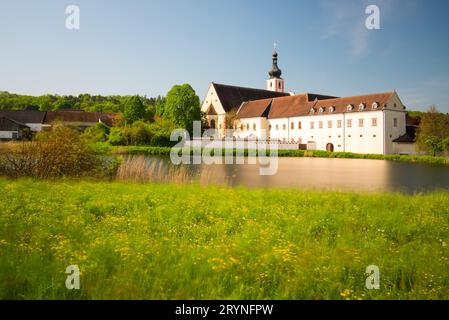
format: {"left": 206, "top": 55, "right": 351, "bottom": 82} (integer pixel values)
{"left": 0, "top": 91, "right": 160, "bottom": 113}
{"left": 1, "top": 84, "right": 204, "bottom": 146}
{"left": 80, "top": 84, "right": 203, "bottom": 146}
{"left": 120, "top": 84, "right": 203, "bottom": 133}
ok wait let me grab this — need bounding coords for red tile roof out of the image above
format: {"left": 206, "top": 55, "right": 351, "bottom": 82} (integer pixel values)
{"left": 44, "top": 110, "right": 115, "bottom": 126}
{"left": 237, "top": 92, "right": 396, "bottom": 119}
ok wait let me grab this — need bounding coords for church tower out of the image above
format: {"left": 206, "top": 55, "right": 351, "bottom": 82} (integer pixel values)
{"left": 266, "top": 46, "right": 284, "bottom": 92}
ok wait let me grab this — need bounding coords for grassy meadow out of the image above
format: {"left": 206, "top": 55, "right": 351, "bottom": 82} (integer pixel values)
{"left": 0, "top": 178, "right": 448, "bottom": 300}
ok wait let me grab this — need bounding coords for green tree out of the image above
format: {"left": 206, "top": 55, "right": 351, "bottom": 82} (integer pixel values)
{"left": 163, "top": 84, "right": 201, "bottom": 134}
{"left": 81, "top": 122, "right": 110, "bottom": 144}
{"left": 424, "top": 136, "right": 443, "bottom": 156}
{"left": 155, "top": 95, "right": 166, "bottom": 116}
{"left": 442, "top": 136, "right": 449, "bottom": 152}
{"left": 416, "top": 106, "right": 449, "bottom": 155}
{"left": 124, "top": 95, "right": 146, "bottom": 124}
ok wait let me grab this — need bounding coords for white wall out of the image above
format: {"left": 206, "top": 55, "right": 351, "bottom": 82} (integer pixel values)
{"left": 234, "top": 117, "right": 268, "bottom": 139}
{"left": 266, "top": 78, "right": 284, "bottom": 92}
{"left": 0, "top": 131, "right": 15, "bottom": 139}
{"left": 235, "top": 92, "right": 408, "bottom": 154}
{"left": 393, "top": 143, "right": 417, "bottom": 155}
{"left": 384, "top": 111, "right": 407, "bottom": 154}
{"left": 343, "top": 111, "right": 384, "bottom": 154}
{"left": 267, "top": 118, "right": 289, "bottom": 141}
{"left": 25, "top": 123, "right": 43, "bottom": 132}
{"left": 236, "top": 109, "right": 406, "bottom": 154}
{"left": 265, "top": 112, "right": 384, "bottom": 153}
{"left": 201, "top": 83, "right": 228, "bottom": 137}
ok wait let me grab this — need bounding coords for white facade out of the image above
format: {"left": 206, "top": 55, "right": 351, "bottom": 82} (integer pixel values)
{"left": 200, "top": 83, "right": 227, "bottom": 137}
{"left": 25, "top": 123, "right": 43, "bottom": 132}
{"left": 0, "top": 131, "right": 17, "bottom": 139}
{"left": 266, "top": 78, "right": 284, "bottom": 93}
{"left": 234, "top": 92, "right": 408, "bottom": 155}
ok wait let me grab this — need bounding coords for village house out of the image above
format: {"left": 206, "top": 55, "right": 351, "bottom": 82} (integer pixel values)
{"left": 201, "top": 49, "right": 415, "bottom": 155}
{"left": 0, "top": 109, "right": 114, "bottom": 140}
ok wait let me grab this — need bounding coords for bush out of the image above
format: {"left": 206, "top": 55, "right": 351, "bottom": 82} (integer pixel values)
{"left": 0, "top": 124, "right": 107, "bottom": 178}
{"left": 108, "top": 127, "right": 124, "bottom": 146}
{"left": 107, "top": 118, "right": 178, "bottom": 147}
{"left": 81, "top": 123, "right": 110, "bottom": 144}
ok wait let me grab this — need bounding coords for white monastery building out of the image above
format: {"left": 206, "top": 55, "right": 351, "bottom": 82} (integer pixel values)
{"left": 201, "top": 49, "right": 416, "bottom": 155}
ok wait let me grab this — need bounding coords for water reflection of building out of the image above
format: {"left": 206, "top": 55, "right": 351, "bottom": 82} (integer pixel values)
{"left": 201, "top": 49, "right": 415, "bottom": 155}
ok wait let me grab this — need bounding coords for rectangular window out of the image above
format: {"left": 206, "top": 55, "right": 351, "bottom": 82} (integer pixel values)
{"left": 337, "top": 120, "right": 342, "bottom": 128}
{"left": 269, "top": 124, "right": 272, "bottom": 131}
{"left": 319, "top": 121, "right": 323, "bottom": 129}
{"left": 291, "top": 122, "right": 294, "bottom": 130}
{"left": 372, "top": 118, "right": 377, "bottom": 127}
{"left": 310, "top": 122, "right": 314, "bottom": 129}
{"left": 347, "top": 119, "right": 352, "bottom": 128}
{"left": 394, "top": 118, "right": 398, "bottom": 127}
{"left": 328, "top": 120, "right": 332, "bottom": 129}
{"left": 359, "top": 119, "right": 364, "bottom": 127}
{"left": 283, "top": 124, "right": 286, "bottom": 130}
{"left": 253, "top": 123, "right": 256, "bottom": 131}
{"left": 298, "top": 121, "right": 302, "bottom": 129}
{"left": 275, "top": 124, "right": 279, "bottom": 130}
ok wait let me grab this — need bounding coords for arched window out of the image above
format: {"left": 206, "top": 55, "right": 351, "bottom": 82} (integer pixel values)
{"left": 210, "top": 119, "right": 216, "bottom": 129}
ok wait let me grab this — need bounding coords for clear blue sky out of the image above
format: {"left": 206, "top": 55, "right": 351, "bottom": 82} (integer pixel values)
{"left": 1, "top": 0, "right": 448, "bottom": 112}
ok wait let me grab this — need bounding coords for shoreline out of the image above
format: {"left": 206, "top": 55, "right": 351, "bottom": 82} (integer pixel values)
{"left": 107, "top": 145, "right": 449, "bottom": 165}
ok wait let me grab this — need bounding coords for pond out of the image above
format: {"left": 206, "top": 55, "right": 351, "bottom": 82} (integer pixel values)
{"left": 116, "top": 155, "right": 449, "bottom": 193}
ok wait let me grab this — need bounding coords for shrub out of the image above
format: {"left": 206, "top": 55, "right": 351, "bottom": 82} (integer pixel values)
{"left": 108, "top": 127, "right": 124, "bottom": 146}
{"left": 0, "top": 124, "right": 107, "bottom": 178}
{"left": 81, "top": 122, "right": 110, "bottom": 144}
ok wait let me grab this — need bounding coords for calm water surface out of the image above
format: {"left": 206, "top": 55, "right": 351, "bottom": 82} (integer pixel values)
{"left": 117, "top": 155, "right": 449, "bottom": 193}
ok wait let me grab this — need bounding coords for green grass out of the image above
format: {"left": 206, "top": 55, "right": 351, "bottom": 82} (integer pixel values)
{"left": 109, "top": 145, "right": 449, "bottom": 165}
{"left": 0, "top": 178, "right": 448, "bottom": 299}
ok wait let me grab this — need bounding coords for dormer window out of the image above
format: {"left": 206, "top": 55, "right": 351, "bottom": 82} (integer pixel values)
{"left": 359, "top": 103, "right": 366, "bottom": 111}
{"left": 319, "top": 107, "right": 325, "bottom": 113}
{"left": 310, "top": 108, "right": 316, "bottom": 114}
{"left": 347, "top": 104, "right": 354, "bottom": 111}
{"left": 329, "top": 106, "right": 336, "bottom": 113}
{"left": 372, "top": 102, "right": 379, "bottom": 109}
